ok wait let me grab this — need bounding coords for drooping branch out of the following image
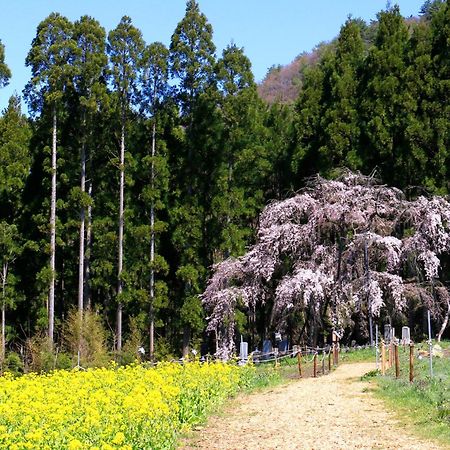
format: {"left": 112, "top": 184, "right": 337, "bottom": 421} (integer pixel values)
{"left": 202, "top": 171, "right": 450, "bottom": 357}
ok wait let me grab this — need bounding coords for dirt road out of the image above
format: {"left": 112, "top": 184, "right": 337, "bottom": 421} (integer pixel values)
{"left": 181, "top": 363, "right": 446, "bottom": 450}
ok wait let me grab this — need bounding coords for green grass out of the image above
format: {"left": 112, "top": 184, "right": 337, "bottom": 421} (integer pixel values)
{"left": 339, "top": 346, "right": 376, "bottom": 363}
{"left": 251, "top": 345, "right": 376, "bottom": 381}
{"left": 372, "top": 340, "right": 450, "bottom": 447}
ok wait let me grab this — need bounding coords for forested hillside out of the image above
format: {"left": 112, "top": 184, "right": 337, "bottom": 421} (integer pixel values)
{"left": 0, "top": 0, "right": 448, "bottom": 367}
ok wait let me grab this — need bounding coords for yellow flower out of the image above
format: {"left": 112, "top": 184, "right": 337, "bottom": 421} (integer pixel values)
{"left": 111, "top": 432, "right": 125, "bottom": 445}
{"left": 68, "top": 439, "right": 84, "bottom": 450}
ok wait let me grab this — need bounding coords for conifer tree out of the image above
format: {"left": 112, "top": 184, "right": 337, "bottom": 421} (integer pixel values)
{"left": 360, "top": 6, "right": 411, "bottom": 186}
{"left": 73, "top": 16, "right": 108, "bottom": 316}
{"left": 107, "top": 16, "right": 144, "bottom": 350}
{"left": 213, "top": 43, "right": 266, "bottom": 257}
{"left": 428, "top": 0, "right": 450, "bottom": 192}
{"left": 170, "top": 0, "right": 216, "bottom": 356}
{"left": 319, "top": 19, "right": 365, "bottom": 173}
{"left": 24, "top": 13, "right": 76, "bottom": 344}
{"left": 140, "top": 42, "right": 170, "bottom": 358}
{"left": 0, "top": 96, "right": 31, "bottom": 361}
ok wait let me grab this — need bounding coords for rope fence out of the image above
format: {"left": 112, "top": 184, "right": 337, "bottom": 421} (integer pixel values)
{"left": 376, "top": 338, "right": 447, "bottom": 382}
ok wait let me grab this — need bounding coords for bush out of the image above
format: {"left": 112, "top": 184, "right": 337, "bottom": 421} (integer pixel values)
{"left": 25, "top": 334, "right": 55, "bottom": 372}
{"left": 120, "top": 316, "right": 145, "bottom": 365}
{"left": 4, "top": 351, "right": 24, "bottom": 375}
{"left": 63, "top": 308, "right": 109, "bottom": 368}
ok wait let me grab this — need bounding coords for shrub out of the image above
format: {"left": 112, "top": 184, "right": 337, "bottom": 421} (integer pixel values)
{"left": 63, "top": 308, "right": 109, "bottom": 368}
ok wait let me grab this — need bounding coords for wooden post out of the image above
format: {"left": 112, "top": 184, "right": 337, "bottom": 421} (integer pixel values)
{"left": 391, "top": 342, "right": 395, "bottom": 368}
{"left": 381, "top": 341, "right": 386, "bottom": 375}
{"left": 387, "top": 344, "right": 392, "bottom": 369}
{"left": 313, "top": 353, "right": 317, "bottom": 378}
{"left": 394, "top": 344, "right": 400, "bottom": 378}
{"left": 409, "top": 343, "right": 414, "bottom": 383}
{"left": 328, "top": 349, "right": 331, "bottom": 372}
{"left": 322, "top": 350, "right": 325, "bottom": 374}
{"left": 297, "top": 349, "right": 302, "bottom": 378}
{"left": 336, "top": 342, "right": 340, "bottom": 365}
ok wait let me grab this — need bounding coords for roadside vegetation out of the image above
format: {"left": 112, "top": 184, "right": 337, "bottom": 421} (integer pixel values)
{"left": 365, "top": 341, "right": 450, "bottom": 447}
{"left": 0, "top": 360, "right": 279, "bottom": 449}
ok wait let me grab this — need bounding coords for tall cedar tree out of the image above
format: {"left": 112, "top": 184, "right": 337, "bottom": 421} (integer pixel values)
{"left": 359, "top": 6, "right": 411, "bottom": 187}
{"left": 319, "top": 19, "right": 365, "bottom": 174}
{"left": 169, "top": 0, "right": 217, "bottom": 356}
{"left": 24, "top": 13, "right": 76, "bottom": 344}
{"left": 140, "top": 42, "right": 170, "bottom": 359}
{"left": 213, "top": 44, "right": 267, "bottom": 258}
{"left": 428, "top": 1, "right": 450, "bottom": 192}
{"left": 291, "top": 46, "right": 330, "bottom": 180}
{"left": 72, "top": 16, "right": 108, "bottom": 316}
{"left": 107, "top": 16, "right": 144, "bottom": 350}
{"left": 0, "top": 96, "right": 31, "bottom": 362}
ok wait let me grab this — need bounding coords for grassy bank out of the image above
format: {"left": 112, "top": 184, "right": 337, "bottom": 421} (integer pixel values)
{"left": 371, "top": 341, "right": 450, "bottom": 447}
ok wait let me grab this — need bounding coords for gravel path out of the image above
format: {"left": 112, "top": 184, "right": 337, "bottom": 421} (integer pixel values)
{"left": 181, "top": 363, "right": 447, "bottom": 450}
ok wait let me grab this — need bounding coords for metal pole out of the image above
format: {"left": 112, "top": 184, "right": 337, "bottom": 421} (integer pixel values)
{"left": 427, "top": 309, "right": 433, "bottom": 377}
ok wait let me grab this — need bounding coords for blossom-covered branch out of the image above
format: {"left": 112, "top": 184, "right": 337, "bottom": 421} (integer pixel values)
{"left": 202, "top": 171, "right": 450, "bottom": 358}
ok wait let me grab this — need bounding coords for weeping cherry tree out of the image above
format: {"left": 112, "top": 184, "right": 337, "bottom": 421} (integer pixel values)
{"left": 202, "top": 171, "right": 450, "bottom": 358}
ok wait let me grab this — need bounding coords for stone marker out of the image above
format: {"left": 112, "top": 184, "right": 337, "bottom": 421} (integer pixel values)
{"left": 240, "top": 341, "right": 248, "bottom": 361}
{"left": 401, "top": 326, "right": 410, "bottom": 345}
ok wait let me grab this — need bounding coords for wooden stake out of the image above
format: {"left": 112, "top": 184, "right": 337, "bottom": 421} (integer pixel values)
{"left": 381, "top": 341, "right": 386, "bottom": 375}
{"left": 395, "top": 344, "right": 400, "bottom": 378}
{"left": 297, "top": 350, "right": 302, "bottom": 378}
{"left": 328, "top": 349, "right": 331, "bottom": 372}
{"left": 387, "top": 344, "right": 392, "bottom": 369}
{"left": 322, "top": 350, "right": 325, "bottom": 374}
{"left": 313, "top": 353, "right": 317, "bottom": 378}
{"left": 409, "top": 343, "right": 414, "bottom": 383}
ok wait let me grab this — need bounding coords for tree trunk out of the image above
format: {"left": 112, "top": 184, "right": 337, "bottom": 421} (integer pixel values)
{"left": 1, "top": 263, "right": 7, "bottom": 364}
{"left": 117, "top": 121, "right": 125, "bottom": 351}
{"left": 149, "top": 121, "right": 156, "bottom": 359}
{"left": 437, "top": 297, "right": 450, "bottom": 342}
{"left": 364, "top": 237, "right": 373, "bottom": 346}
{"left": 49, "top": 108, "right": 57, "bottom": 345}
{"left": 78, "top": 123, "right": 86, "bottom": 317}
{"left": 85, "top": 181, "right": 92, "bottom": 309}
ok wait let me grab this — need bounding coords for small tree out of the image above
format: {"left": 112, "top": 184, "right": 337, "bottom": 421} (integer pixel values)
{"left": 203, "top": 171, "right": 450, "bottom": 358}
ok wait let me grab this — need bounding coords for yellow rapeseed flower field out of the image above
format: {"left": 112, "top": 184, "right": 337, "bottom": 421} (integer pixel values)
{"left": 0, "top": 361, "right": 260, "bottom": 449}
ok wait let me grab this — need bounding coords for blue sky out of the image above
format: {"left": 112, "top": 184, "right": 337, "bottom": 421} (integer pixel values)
{"left": 0, "top": 0, "right": 425, "bottom": 112}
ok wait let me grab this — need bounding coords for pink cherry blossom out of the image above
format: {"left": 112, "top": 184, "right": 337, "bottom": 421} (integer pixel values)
{"left": 202, "top": 171, "right": 450, "bottom": 357}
